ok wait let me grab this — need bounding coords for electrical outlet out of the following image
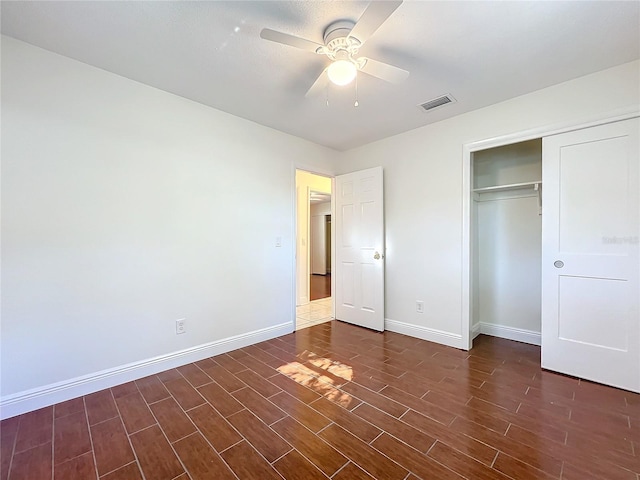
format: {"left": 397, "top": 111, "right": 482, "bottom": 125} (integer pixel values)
{"left": 275, "top": 236, "right": 282, "bottom": 247}
{"left": 176, "top": 318, "right": 186, "bottom": 334}
{"left": 416, "top": 301, "right": 424, "bottom": 314}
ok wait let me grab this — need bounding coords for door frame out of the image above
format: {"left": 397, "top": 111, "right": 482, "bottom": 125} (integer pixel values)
{"left": 292, "top": 164, "right": 335, "bottom": 331}
{"left": 461, "top": 107, "right": 638, "bottom": 350}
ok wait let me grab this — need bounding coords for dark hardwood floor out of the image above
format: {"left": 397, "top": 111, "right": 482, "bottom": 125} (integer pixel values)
{"left": 310, "top": 273, "right": 331, "bottom": 301}
{"left": 2, "top": 321, "right": 639, "bottom": 480}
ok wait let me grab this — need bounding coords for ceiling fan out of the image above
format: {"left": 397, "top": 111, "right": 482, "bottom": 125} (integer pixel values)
{"left": 260, "top": 0, "right": 409, "bottom": 97}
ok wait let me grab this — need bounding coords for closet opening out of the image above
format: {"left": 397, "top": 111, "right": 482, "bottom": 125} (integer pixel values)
{"left": 470, "top": 139, "right": 543, "bottom": 347}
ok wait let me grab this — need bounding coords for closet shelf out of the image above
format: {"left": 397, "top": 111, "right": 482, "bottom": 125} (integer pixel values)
{"left": 473, "top": 181, "right": 542, "bottom": 194}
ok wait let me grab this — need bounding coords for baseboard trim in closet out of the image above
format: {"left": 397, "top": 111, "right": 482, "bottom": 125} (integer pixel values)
{"left": 479, "top": 322, "right": 541, "bottom": 346}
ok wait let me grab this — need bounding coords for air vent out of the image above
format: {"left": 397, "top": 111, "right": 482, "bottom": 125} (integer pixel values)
{"left": 418, "top": 94, "right": 456, "bottom": 112}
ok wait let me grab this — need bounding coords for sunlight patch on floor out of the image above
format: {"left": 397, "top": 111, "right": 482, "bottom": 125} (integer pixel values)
{"left": 276, "top": 356, "right": 355, "bottom": 407}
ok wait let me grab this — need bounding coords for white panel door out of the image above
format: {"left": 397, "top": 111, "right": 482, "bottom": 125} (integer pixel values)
{"left": 335, "top": 167, "right": 385, "bottom": 331}
{"left": 542, "top": 117, "right": 639, "bottom": 392}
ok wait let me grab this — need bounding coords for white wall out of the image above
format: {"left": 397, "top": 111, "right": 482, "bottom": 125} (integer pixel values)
{"left": 311, "top": 202, "right": 331, "bottom": 217}
{"left": 334, "top": 60, "right": 640, "bottom": 347}
{"left": 473, "top": 140, "right": 542, "bottom": 188}
{"left": 476, "top": 197, "right": 542, "bottom": 336}
{"left": 0, "top": 37, "right": 335, "bottom": 415}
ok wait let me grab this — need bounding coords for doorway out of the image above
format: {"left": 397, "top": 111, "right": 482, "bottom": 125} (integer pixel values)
{"left": 295, "top": 170, "right": 333, "bottom": 330}
{"left": 470, "top": 139, "right": 543, "bottom": 346}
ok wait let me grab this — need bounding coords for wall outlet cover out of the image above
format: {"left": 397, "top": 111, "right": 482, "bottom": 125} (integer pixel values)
{"left": 176, "top": 318, "right": 186, "bottom": 334}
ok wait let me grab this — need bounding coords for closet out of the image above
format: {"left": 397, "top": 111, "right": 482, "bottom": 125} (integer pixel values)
{"left": 471, "top": 139, "right": 542, "bottom": 345}
{"left": 467, "top": 117, "right": 639, "bottom": 391}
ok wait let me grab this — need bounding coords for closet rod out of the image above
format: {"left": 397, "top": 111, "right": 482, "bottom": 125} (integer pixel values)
{"left": 473, "top": 181, "right": 542, "bottom": 194}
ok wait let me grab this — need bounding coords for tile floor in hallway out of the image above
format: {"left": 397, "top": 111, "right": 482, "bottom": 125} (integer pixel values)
{"left": 1, "top": 320, "right": 639, "bottom": 480}
{"left": 296, "top": 296, "right": 333, "bottom": 330}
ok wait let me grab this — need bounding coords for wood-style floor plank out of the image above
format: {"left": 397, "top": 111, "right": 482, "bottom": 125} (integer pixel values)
{"left": 173, "top": 432, "right": 236, "bottom": 480}
{"left": 129, "top": 425, "right": 184, "bottom": 480}
{"left": 89, "top": 417, "right": 134, "bottom": 477}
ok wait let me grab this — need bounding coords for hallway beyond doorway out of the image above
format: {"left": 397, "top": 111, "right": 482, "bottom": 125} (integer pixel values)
{"left": 310, "top": 273, "right": 331, "bottom": 301}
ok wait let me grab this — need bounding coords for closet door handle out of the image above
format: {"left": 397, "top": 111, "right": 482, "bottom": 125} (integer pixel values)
{"left": 554, "top": 260, "right": 564, "bottom": 268}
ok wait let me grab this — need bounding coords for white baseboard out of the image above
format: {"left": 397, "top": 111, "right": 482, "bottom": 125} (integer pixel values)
{"left": 385, "top": 318, "right": 465, "bottom": 349}
{"left": 479, "top": 322, "right": 541, "bottom": 346}
{"left": 0, "top": 322, "right": 293, "bottom": 420}
{"left": 471, "top": 322, "right": 482, "bottom": 340}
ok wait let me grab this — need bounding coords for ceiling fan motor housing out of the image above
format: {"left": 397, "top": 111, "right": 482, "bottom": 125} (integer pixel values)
{"left": 320, "top": 20, "right": 361, "bottom": 61}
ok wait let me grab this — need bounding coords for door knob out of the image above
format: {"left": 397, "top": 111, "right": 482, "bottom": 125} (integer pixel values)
{"left": 373, "top": 251, "right": 381, "bottom": 260}
{"left": 554, "top": 260, "right": 564, "bottom": 268}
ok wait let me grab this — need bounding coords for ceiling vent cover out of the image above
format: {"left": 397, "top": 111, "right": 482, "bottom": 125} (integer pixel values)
{"left": 418, "top": 94, "right": 456, "bottom": 112}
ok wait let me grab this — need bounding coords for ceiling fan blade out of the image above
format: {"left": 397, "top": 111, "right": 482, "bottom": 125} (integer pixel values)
{"left": 305, "top": 69, "right": 329, "bottom": 97}
{"left": 348, "top": 1, "right": 402, "bottom": 45}
{"left": 260, "top": 28, "right": 324, "bottom": 54}
{"left": 359, "top": 57, "right": 409, "bottom": 84}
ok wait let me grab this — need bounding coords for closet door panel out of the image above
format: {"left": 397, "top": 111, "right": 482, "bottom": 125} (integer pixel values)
{"left": 558, "top": 137, "right": 629, "bottom": 256}
{"left": 557, "top": 276, "right": 628, "bottom": 351}
{"left": 542, "top": 117, "right": 639, "bottom": 392}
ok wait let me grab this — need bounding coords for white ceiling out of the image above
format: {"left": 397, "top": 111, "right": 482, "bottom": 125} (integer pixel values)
{"left": 2, "top": 1, "right": 639, "bottom": 151}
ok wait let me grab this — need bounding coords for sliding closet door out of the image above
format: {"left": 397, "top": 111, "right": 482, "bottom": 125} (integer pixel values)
{"left": 542, "top": 117, "right": 639, "bottom": 392}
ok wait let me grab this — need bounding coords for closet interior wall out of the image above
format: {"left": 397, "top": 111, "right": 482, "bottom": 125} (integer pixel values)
{"left": 472, "top": 139, "right": 543, "bottom": 345}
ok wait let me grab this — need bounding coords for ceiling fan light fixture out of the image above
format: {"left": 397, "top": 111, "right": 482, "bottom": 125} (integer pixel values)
{"left": 327, "top": 60, "right": 357, "bottom": 86}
